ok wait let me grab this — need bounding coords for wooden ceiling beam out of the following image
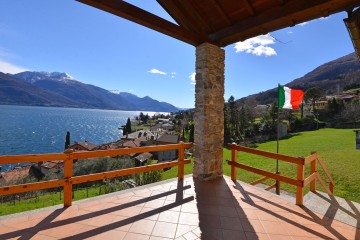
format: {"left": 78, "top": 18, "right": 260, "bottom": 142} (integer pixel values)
{"left": 176, "top": 0, "right": 215, "bottom": 33}
{"left": 210, "top": 0, "right": 232, "bottom": 25}
{"left": 211, "top": 0, "right": 360, "bottom": 46}
{"left": 77, "top": 0, "right": 203, "bottom": 45}
{"left": 158, "top": 0, "right": 214, "bottom": 34}
{"left": 278, "top": 0, "right": 285, "bottom": 6}
{"left": 242, "top": 0, "right": 255, "bottom": 16}
{"left": 156, "top": 0, "right": 199, "bottom": 33}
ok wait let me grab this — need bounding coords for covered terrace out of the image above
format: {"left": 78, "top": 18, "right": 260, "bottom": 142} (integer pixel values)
{"left": 77, "top": 0, "right": 360, "bottom": 181}
{"left": 1, "top": 0, "right": 360, "bottom": 239}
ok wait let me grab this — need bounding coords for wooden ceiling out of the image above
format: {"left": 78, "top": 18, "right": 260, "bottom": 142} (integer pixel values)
{"left": 77, "top": 0, "right": 360, "bottom": 47}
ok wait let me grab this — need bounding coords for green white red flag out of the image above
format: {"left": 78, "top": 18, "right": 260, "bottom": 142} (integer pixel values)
{"left": 278, "top": 84, "right": 304, "bottom": 110}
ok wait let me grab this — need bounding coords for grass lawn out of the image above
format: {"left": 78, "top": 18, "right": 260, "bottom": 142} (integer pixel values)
{"left": 163, "top": 128, "right": 360, "bottom": 203}
{"left": 225, "top": 128, "right": 360, "bottom": 203}
{"left": 0, "top": 186, "right": 107, "bottom": 216}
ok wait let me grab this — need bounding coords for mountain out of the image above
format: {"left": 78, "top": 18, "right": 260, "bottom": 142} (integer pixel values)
{"left": 0, "top": 72, "right": 81, "bottom": 107}
{"left": 0, "top": 71, "right": 179, "bottom": 112}
{"left": 14, "top": 71, "right": 77, "bottom": 84}
{"left": 238, "top": 52, "right": 360, "bottom": 105}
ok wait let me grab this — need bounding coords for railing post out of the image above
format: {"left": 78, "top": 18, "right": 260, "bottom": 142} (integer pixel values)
{"left": 296, "top": 161, "right": 305, "bottom": 206}
{"left": 231, "top": 143, "right": 237, "bottom": 181}
{"left": 64, "top": 149, "right": 74, "bottom": 207}
{"left": 178, "top": 142, "right": 185, "bottom": 181}
{"left": 310, "top": 151, "right": 317, "bottom": 192}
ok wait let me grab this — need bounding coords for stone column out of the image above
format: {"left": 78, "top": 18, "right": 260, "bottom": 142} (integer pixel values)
{"left": 193, "top": 42, "right": 225, "bottom": 181}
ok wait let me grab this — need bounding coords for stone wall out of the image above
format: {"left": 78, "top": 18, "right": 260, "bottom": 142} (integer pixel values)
{"left": 193, "top": 42, "right": 225, "bottom": 181}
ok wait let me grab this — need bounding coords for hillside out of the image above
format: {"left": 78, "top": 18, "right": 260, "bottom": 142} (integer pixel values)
{"left": 0, "top": 73, "right": 81, "bottom": 107}
{"left": 0, "top": 71, "right": 179, "bottom": 112}
{"left": 238, "top": 52, "right": 360, "bottom": 105}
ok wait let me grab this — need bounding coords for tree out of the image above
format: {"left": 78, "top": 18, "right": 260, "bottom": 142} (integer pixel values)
{"left": 327, "top": 97, "right": 343, "bottom": 116}
{"left": 64, "top": 131, "right": 70, "bottom": 150}
{"left": 189, "top": 122, "right": 194, "bottom": 142}
{"left": 224, "top": 96, "right": 239, "bottom": 142}
{"left": 304, "top": 87, "right": 325, "bottom": 113}
{"left": 342, "top": 101, "right": 360, "bottom": 128}
{"left": 125, "top": 118, "right": 132, "bottom": 135}
{"left": 139, "top": 112, "right": 145, "bottom": 122}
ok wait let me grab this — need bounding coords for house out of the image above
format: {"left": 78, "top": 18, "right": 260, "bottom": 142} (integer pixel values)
{"left": 69, "top": 141, "right": 97, "bottom": 151}
{"left": 157, "top": 118, "right": 170, "bottom": 124}
{"left": 134, "top": 152, "right": 153, "bottom": 166}
{"left": 0, "top": 166, "right": 31, "bottom": 183}
{"left": 121, "top": 139, "right": 142, "bottom": 148}
{"left": 40, "top": 161, "right": 63, "bottom": 175}
{"left": 161, "top": 123, "right": 174, "bottom": 130}
{"left": 156, "top": 134, "right": 180, "bottom": 161}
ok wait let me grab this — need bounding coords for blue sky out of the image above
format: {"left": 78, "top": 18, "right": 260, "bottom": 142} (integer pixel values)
{"left": 0, "top": 1, "right": 356, "bottom": 108}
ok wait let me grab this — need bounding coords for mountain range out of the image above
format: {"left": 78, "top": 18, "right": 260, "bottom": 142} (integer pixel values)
{"left": 1, "top": 52, "right": 359, "bottom": 111}
{"left": 237, "top": 52, "right": 360, "bottom": 105}
{"left": 0, "top": 71, "right": 179, "bottom": 112}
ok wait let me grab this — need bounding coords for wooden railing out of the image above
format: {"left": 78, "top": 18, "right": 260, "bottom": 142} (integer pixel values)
{"left": 227, "top": 143, "right": 334, "bottom": 205}
{"left": 0, "top": 142, "right": 192, "bottom": 207}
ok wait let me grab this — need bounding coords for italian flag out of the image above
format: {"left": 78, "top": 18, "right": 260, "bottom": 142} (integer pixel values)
{"left": 278, "top": 84, "right": 304, "bottom": 110}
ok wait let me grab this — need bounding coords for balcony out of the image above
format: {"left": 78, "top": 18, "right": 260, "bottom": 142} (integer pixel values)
{"left": 0, "top": 175, "right": 359, "bottom": 239}
{"left": 0, "top": 143, "right": 359, "bottom": 239}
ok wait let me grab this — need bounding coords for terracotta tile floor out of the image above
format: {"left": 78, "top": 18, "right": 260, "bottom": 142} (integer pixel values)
{"left": 0, "top": 175, "right": 359, "bottom": 240}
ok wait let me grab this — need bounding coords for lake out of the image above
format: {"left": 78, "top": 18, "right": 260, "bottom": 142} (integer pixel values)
{"left": 0, "top": 105, "right": 159, "bottom": 171}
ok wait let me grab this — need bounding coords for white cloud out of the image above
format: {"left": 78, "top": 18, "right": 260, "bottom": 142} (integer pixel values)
{"left": 0, "top": 60, "right": 28, "bottom": 74}
{"left": 234, "top": 34, "right": 277, "bottom": 57}
{"left": 297, "top": 17, "right": 328, "bottom": 27}
{"left": 148, "top": 68, "right": 166, "bottom": 75}
{"left": 189, "top": 72, "right": 196, "bottom": 85}
{"left": 298, "top": 21, "right": 309, "bottom": 26}
{"left": 287, "top": 31, "right": 293, "bottom": 34}
{"left": 252, "top": 45, "right": 277, "bottom": 56}
{"left": 170, "top": 72, "right": 176, "bottom": 78}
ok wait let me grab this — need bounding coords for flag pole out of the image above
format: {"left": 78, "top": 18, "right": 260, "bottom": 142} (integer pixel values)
{"left": 276, "top": 84, "right": 280, "bottom": 195}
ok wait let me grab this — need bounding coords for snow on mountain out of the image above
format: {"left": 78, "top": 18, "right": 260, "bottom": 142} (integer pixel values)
{"left": 6, "top": 70, "right": 180, "bottom": 111}
{"left": 13, "top": 71, "right": 79, "bottom": 84}
{"left": 108, "top": 89, "right": 121, "bottom": 94}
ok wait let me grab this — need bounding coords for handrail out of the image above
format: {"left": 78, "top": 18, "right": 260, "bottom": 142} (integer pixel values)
{"left": 0, "top": 142, "right": 192, "bottom": 207}
{"left": 227, "top": 143, "right": 335, "bottom": 206}
{"left": 0, "top": 153, "right": 67, "bottom": 164}
{"left": 228, "top": 144, "right": 305, "bottom": 165}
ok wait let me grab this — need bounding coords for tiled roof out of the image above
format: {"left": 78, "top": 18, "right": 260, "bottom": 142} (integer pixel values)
{"left": 0, "top": 166, "right": 31, "bottom": 183}
{"left": 134, "top": 152, "right": 153, "bottom": 163}
{"left": 157, "top": 134, "right": 179, "bottom": 144}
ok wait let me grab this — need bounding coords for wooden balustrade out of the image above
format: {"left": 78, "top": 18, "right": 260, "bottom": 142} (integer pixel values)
{"left": 228, "top": 144, "right": 335, "bottom": 206}
{"left": 0, "top": 142, "right": 192, "bottom": 207}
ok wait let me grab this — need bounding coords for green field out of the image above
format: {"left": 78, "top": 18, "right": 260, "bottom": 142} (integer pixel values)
{"left": 226, "top": 128, "right": 360, "bottom": 203}
{"left": 0, "top": 186, "right": 109, "bottom": 216}
{"left": 163, "top": 128, "right": 360, "bottom": 203}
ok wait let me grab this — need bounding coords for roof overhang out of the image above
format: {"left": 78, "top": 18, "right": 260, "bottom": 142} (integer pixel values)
{"left": 344, "top": 8, "right": 360, "bottom": 62}
{"left": 77, "top": 0, "right": 360, "bottom": 47}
